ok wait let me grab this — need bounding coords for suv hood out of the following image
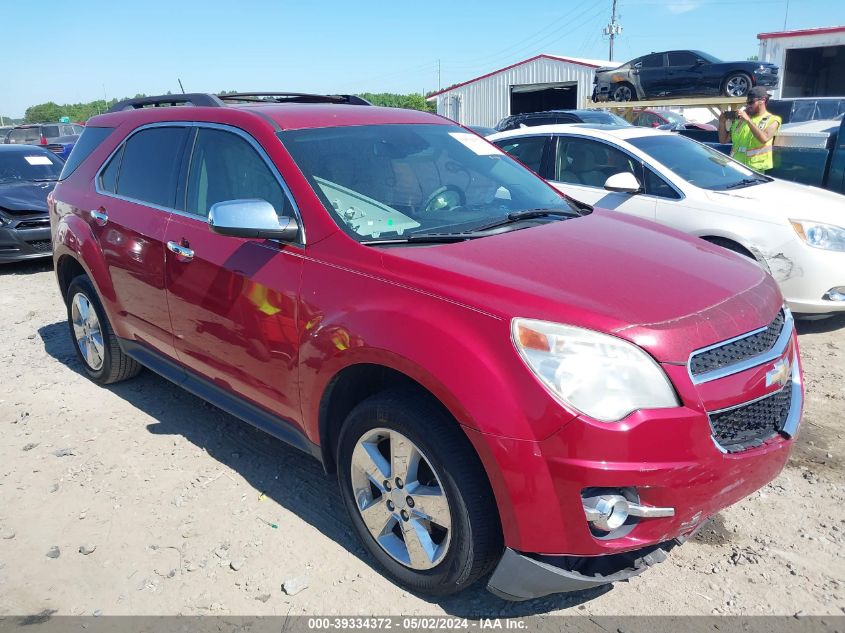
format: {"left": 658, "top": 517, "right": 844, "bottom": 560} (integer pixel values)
{"left": 0, "top": 180, "right": 56, "bottom": 214}
{"left": 381, "top": 211, "right": 782, "bottom": 363}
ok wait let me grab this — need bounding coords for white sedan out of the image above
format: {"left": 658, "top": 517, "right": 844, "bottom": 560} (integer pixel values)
{"left": 488, "top": 124, "right": 845, "bottom": 315}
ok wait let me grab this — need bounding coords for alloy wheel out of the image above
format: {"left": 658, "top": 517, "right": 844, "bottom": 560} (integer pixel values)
{"left": 726, "top": 75, "right": 750, "bottom": 97}
{"left": 71, "top": 292, "right": 105, "bottom": 371}
{"left": 612, "top": 85, "right": 633, "bottom": 101}
{"left": 349, "top": 428, "right": 452, "bottom": 570}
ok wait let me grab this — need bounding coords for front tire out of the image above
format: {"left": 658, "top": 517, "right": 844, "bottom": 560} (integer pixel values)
{"left": 65, "top": 274, "right": 141, "bottom": 384}
{"left": 336, "top": 389, "right": 502, "bottom": 596}
{"left": 611, "top": 82, "right": 636, "bottom": 102}
{"left": 723, "top": 72, "right": 752, "bottom": 98}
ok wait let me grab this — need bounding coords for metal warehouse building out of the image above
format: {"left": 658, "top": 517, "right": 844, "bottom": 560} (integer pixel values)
{"left": 758, "top": 25, "right": 845, "bottom": 98}
{"left": 426, "top": 54, "right": 615, "bottom": 128}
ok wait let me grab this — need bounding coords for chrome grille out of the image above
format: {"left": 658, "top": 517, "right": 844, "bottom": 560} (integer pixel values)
{"left": 690, "top": 310, "right": 785, "bottom": 377}
{"left": 709, "top": 385, "right": 792, "bottom": 453}
{"left": 47, "top": 144, "right": 64, "bottom": 154}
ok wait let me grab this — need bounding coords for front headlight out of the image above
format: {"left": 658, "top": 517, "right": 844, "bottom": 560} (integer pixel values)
{"left": 756, "top": 66, "right": 773, "bottom": 74}
{"left": 790, "top": 220, "right": 845, "bottom": 252}
{"left": 512, "top": 318, "right": 680, "bottom": 423}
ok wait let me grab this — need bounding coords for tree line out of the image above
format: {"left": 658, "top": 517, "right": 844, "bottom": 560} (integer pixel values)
{"left": 7, "top": 91, "right": 434, "bottom": 125}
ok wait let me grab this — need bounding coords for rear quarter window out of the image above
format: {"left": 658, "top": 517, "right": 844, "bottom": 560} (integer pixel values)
{"left": 59, "top": 127, "right": 114, "bottom": 180}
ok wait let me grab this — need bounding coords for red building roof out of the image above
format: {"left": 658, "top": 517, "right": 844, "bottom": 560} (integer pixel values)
{"left": 758, "top": 25, "right": 845, "bottom": 40}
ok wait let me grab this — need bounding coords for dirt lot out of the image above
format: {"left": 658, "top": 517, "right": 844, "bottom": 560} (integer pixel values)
{"left": 0, "top": 259, "right": 843, "bottom": 618}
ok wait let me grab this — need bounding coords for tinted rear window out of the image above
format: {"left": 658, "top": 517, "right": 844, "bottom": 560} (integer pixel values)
{"left": 116, "top": 127, "right": 188, "bottom": 208}
{"left": 59, "top": 126, "right": 114, "bottom": 180}
{"left": 41, "top": 125, "right": 60, "bottom": 139}
{"left": 8, "top": 128, "right": 41, "bottom": 143}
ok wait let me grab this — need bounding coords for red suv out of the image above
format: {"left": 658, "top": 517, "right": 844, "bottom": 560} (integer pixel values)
{"left": 50, "top": 92, "right": 802, "bottom": 601}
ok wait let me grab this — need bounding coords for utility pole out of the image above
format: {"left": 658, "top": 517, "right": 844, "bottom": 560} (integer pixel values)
{"left": 437, "top": 59, "right": 441, "bottom": 92}
{"left": 603, "top": 0, "right": 622, "bottom": 61}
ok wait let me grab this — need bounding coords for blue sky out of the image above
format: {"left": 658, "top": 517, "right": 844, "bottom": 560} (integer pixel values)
{"left": 1, "top": 0, "right": 842, "bottom": 118}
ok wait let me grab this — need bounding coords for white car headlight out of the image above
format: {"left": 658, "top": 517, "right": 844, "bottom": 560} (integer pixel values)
{"left": 790, "top": 220, "right": 845, "bottom": 252}
{"left": 512, "top": 319, "right": 679, "bottom": 423}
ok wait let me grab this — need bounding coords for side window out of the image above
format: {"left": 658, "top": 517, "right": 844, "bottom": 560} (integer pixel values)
{"left": 59, "top": 126, "right": 114, "bottom": 180}
{"left": 60, "top": 125, "right": 76, "bottom": 136}
{"left": 116, "top": 127, "right": 188, "bottom": 208}
{"left": 523, "top": 116, "right": 555, "bottom": 127}
{"left": 186, "top": 128, "right": 293, "bottom": 218}
{"left": 555, "top": 138, "right": 637, "bottom": 187}
{"left": 99, "top": 145, "right": 124, "bottom": 193}
{"left": 640, "top": 54, "right": 664, "bottom": 69}
{"left": 493, "top": 136, "right": 547, "bottom": 174}
{"left": 41, "top": 125, "right": 60, "bottom": 139}
{"left": 668, "top": 51, "right": 698, "bottom": 66}
{"left": 637, "top": 113, "right": 659, "bottom": 127}
{"left": 643, "top": 167, "right": 681, "bottom": 199}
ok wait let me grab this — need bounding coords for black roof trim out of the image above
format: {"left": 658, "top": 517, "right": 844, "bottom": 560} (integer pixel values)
{"left": 217, "top": 92, "right": 372, "bottom": 106}
{"left": 106, "top": 92, "right": 372, "bottom": 114}
{"left": 107, "top": 93, "right": 225, "bottom": 112}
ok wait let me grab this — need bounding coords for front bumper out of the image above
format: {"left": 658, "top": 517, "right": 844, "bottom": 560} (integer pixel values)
{"left": 769, "top": 247, "right": 845, "bottom": 314}
{"left": 0, "top": 224, "right": 52, "bottom": 262}
{"left": 488, "top": 540, "right": 682, "bottom": 601}
{"left": 753, "top": 72, "right": 779, "bottom": 88}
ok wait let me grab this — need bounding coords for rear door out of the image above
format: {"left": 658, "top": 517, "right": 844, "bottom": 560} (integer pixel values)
{"left": 491, "top": 135, "right": 551, "bottom": 176}
{"left": 93, "top": 125, "right": 189, "bottom": 358}
{"left": 164, "top": 124, "right": 304, "bottom": 423}
{"left": 665, "top": 51, "right": 703, "bottom": 95}
{"left": 548, "top": 135, "right": 656, "bottom": 220}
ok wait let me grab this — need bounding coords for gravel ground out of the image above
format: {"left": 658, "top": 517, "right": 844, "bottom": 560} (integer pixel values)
{"left": 0, "top": 259, "right": 843, "bottom": 617}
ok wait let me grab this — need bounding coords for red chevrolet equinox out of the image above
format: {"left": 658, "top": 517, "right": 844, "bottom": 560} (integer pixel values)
{"left": 49, "top": 93, "right": 802, "bottom": 601}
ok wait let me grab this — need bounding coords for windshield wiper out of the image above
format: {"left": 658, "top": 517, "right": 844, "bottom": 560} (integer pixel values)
{"left": 723, "top": 178, "right": 762, "bottom": 190}
{"left": 32, "top": 178, "right": 58, "bottom": 182}
{"left": 470, "top": 208, "right": 579, "bottom": 232}
{"left": 361, "top": 232, "right": 489, "bottom": 245}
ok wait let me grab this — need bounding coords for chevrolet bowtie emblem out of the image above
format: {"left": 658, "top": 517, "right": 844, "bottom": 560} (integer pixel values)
{"left": 766, "top": 357, "right": 792, "bottom": 388}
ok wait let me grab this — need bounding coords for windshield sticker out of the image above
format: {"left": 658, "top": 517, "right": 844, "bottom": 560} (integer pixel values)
{"left": 25, "top": 156, "right": 53, "bottom": 166}
{"left": 449, "top": 132, "right": 502, "bottom": 156}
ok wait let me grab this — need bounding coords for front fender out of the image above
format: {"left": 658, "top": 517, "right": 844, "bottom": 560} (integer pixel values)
{"left": 297, "top": 291, "right": 576, "bottom": 445}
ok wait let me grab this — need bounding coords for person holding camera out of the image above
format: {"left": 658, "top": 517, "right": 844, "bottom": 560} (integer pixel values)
{"left": 718, "top": 86, "right": 781, "bottom": 173}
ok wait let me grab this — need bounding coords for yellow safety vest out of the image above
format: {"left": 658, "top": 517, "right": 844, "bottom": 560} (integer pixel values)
{"left": 730, "top": 113, "right": 781, "bottom": 172}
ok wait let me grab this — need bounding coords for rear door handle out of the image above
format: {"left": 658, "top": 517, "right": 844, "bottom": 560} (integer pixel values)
{"left": 90, "top": 209, "right": 108, "bottom": 225}
{"left": 167, "top": 241, "right": 194, "bottom": 260}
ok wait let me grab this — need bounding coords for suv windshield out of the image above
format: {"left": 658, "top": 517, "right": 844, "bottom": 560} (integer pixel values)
{"left": 278, "top": 124, "right": 577, "bottom": 242}
{"left": 0, "top": 150, "right": 63, "bottom": 183}
{"left": 628, "top": 134, "right": 767, "bottom": 190}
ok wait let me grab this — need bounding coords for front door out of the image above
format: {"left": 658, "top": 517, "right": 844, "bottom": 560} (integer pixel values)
{"left": 91, "top": 125, "right": 190, "bottom": 358}
{"left": 548, "top": 136, "right": 657, "bottom": 220}
{"left": 164, "top": 125, "right": 304, "bottom": 423}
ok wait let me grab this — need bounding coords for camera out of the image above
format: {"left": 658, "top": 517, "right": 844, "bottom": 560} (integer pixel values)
{"left": 724, "top": 110, "right": 737, "bottom": 120}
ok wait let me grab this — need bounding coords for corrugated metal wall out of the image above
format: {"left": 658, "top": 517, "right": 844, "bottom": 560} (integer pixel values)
{"left": 431, "top": 57, "right": 598, "bottom": 127}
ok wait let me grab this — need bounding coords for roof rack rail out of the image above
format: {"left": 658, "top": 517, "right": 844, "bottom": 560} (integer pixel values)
{"left": 217, "top": 92, "right": 372, "bottom": 106}
{"left": 107, "top": 93, "right": 225, "bottom": 112}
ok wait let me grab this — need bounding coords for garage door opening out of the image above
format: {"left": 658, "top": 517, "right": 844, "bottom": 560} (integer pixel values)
{"left": 782, "top": 45, "right": 845, "bottom": 97}
{"left": 510, "top": 82, "right": 578, "bottom": 115}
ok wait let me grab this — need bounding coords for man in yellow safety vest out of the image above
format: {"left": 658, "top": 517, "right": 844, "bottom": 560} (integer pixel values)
{"left": 718, "top": 86, "right": 781, "bottom": 172}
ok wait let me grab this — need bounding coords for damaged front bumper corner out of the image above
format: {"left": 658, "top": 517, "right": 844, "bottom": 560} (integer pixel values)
{"left": 486, "top": 539, "right": 685, "bottom": 601}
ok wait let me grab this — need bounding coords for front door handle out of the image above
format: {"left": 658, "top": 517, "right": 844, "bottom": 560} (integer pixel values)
{"left": 90, "top": 209, "right": 108, "bottom": 225}
{"left": 167, "top": 241, "right": 194, "bottom": 260}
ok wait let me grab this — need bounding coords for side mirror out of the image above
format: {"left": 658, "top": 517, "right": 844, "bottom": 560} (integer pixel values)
{"left": 604, "top": 172, "right": 642, "bottom": 194}
{"left": 695, "top": 58, "right": 706, "bottom": 65}
{"left": 208, "top": 199, "right": 300, "bottom": 242}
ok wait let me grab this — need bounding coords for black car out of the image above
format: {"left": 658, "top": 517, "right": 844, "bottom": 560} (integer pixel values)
{"left": 495, "top": 109, "right": 630, "bottom": 132}
{"left": 592, "top": 50, "right": 779, "bottom": 102}
{"left": 0, "top": 145, "right": 63, "bottom": 262}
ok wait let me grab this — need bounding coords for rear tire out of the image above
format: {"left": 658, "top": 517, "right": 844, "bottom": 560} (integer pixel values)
{"left": 65, "top": 275, "right": 141, "bottom": 384}
{"left": 336, "top": 389, "right": 502, "bottom": 597}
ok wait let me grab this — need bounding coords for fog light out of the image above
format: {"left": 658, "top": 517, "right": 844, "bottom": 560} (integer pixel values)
{"left": 583, "top": 495, "right": 630, "bottom": 531}
{"left": 823, "top": 287, "right": 845, "bottom": 302}
{"left": 583, "top": 491, "right": 675, "bottom": 536}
